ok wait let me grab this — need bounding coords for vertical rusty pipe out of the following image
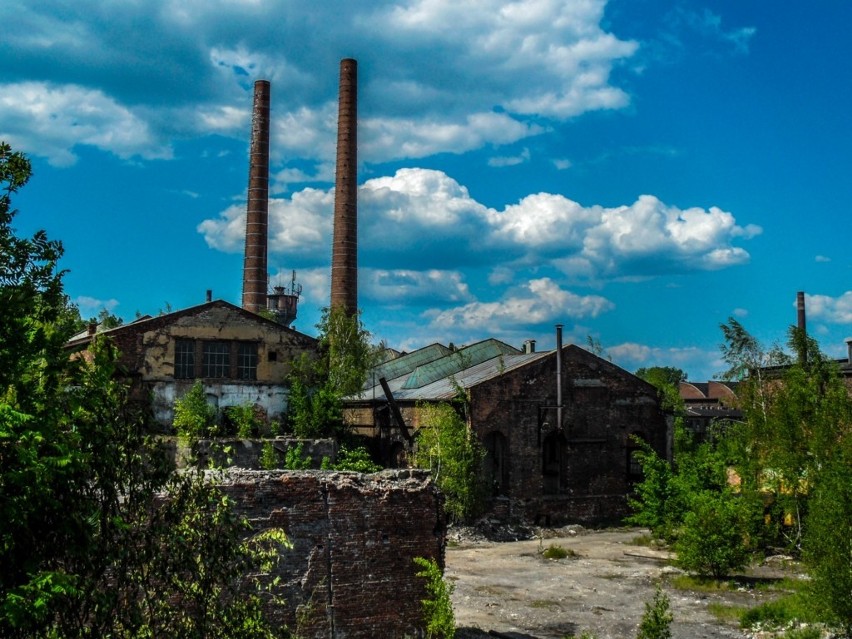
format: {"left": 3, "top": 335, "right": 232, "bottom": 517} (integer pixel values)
{"left": 556, "top": 324, "right": 563, "bottom": 431}
{"left": 330, "top": 58, "right": 358, "bottom": 316}
{"left": 242, "top": 79, "right": 270, "bottom": 313}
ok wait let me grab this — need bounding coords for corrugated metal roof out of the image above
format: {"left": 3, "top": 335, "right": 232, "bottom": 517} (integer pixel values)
{"left": 394, "top": 351, "right": 551, "bottom": 401}
{"left": 369, "top": 343, "right": 452, "bottom": 385}
{"left": 401, "top": 339, "right": 521, "bottom": 390}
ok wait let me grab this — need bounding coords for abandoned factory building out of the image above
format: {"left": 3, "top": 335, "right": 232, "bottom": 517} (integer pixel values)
{"left": 344, "top": 334, "right": 669, "bottom": 525}
{"left": 66, "top": 300, "right": 316, "bottom": 428}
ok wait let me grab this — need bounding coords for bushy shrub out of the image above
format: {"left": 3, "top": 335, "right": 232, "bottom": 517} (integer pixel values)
{"left": 284, "top": 442, "right": 312, "bottom": 470}
{"left": 225, "top": 402, "right": 264, "bottom": 438}
{"left": 330, "top": 445, "right": 382, "bottom": 473}
{"left": 173, "top": 381, "right": 217, "bottom": 440}
{"left": 674, "top": 491, "right": 752, "bottom": 578}
{"left": 636, "top": 586, "right": 673, "bottom": 639}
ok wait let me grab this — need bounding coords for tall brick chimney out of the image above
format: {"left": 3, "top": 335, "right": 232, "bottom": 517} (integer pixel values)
{"left": 242, "top": 79, "right": 271, "bottom": 314}
{"left": 330, "top": 58, "right": 358, "bottom": 316}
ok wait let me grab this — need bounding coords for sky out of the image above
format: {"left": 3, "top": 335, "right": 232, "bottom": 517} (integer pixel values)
{"left": 3, "top": 0, "right": 851, "bottom": 381}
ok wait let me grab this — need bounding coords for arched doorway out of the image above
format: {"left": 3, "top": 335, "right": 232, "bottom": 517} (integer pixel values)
{"left": 483, "top": 431, "right": 509, "bottom": 496}
{"left": 542, "top": 431, "right": 568, "bottom": 495}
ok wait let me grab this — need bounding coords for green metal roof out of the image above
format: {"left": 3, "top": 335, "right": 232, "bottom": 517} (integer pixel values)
{"left": 368, "top": 343, "right": 452, "bottom": 386}
{"left": 401, "top": 339, "right": 521, "bottom": 390}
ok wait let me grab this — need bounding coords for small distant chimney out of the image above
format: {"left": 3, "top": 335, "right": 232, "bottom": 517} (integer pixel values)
{"left": 523, "top": 339, "right": 536, "bottom": 354}
{"left": 796, "top": 291, "right": 807, "bottom": 364}
{"left": 87, "top": 322, "right": 97, "bottom": 337}
{"left": 206, "top": 289, "right": 212, "bottom": 302}
{"left": 845, "top": 338, "right": 852, "bottom": 365}
{"left": 330, "top": 58, "right": 358, "bottom": 316}
{"left": 242, "top": 80, "right": 271, "bottom": 314}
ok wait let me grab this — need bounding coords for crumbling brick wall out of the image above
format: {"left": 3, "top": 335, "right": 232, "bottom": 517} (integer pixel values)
{"left": 214, "top": 469, "right": 445, "bottom": 639}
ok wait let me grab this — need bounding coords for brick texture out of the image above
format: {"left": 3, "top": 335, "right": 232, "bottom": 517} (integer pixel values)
{"left": 215, "top": 469, "right": 445, "bottom": 638}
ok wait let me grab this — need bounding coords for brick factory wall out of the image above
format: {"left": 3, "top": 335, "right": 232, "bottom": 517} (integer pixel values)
{"left": 214, "top": 469, "right": 445, "bottom": 639}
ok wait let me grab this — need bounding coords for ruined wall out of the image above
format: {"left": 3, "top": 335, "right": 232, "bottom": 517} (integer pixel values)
{"left": 215, "top": 469, "right": 445, "bottom": 639}
{"left": 469, "top": 346, "right": 667, "bottom": 525}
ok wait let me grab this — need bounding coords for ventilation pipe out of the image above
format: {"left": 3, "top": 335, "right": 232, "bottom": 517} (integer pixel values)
{"left": 241, "top": 79, "right": 270, "bottom": 314}
{"left": 330, "top": 58, "right": 358, "bottom": 316}
{"left": 206, "top": 289, "right": 212, "bottom": 303}
{"left": 556, "top": 324, "right": 563, "bottom": 431}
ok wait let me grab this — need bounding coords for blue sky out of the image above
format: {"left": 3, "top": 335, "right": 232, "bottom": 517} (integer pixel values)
{"left": 3, "top": 0, "right": 851, "bottom": 381}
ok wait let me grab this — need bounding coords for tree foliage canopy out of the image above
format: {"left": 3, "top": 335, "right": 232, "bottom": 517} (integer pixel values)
{"left": 629, "top": 317, "right": 851, "bottom": 632}
{"left": 287, "top": 305, "right": 376, "bottom": 439}
{"left": 0, "top": 142, "right": 291, "bottom": 637}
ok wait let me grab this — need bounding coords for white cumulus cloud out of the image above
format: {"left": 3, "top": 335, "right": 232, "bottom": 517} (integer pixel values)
{"left": 426, "top": 277, "right": 614, "bottom": 332}
{"left": 805, "top": 292, "right": 852, "bottom": 324}
{"left": 0, "top": 82, "right": 170, "bottom": 166}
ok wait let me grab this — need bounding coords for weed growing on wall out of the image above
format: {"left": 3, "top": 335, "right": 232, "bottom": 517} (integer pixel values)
{"left": 414, "top": 556, "right": 455, "bottom": 639}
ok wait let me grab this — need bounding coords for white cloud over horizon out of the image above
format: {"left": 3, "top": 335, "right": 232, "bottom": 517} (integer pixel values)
{"left": 199, "top": 167, "right": 762, "bottom": 286}
{"left": 805, "top": 291, "right": 852, "bottom": 325}
{"left": 0, "top": 0, "right": 635, "bottom": 166}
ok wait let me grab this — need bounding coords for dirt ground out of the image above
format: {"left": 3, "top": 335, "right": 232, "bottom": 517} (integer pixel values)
{"left": 446, "top": 527, "right": 800, "bottom": 639}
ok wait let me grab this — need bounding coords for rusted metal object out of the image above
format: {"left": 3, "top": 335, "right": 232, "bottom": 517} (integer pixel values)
{"left": 379, "top": 376, "right": 412, "bottom": 443}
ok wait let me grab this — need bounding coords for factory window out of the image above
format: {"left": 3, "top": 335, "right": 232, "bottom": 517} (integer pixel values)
{"left": 175, "top": 339, "right": 195, "bottom": 379}
{"left": 174, "top": 339, "right": 260, "bottom": 380}
{"left": 202, "top": 341, "right": 230, "bottom": 378}
{"left": 237, "top": 342, "right": 258, "bottom": 380}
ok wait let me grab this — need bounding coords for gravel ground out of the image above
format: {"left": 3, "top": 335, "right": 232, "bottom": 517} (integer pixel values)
{"left": 445, "top": 527, "right": 802, "bottom": 639}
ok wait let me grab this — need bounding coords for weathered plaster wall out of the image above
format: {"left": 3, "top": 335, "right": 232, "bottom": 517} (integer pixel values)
{"left": 151, "top": 380, "right": 289, "bottom": 426}
{"left": 214, "top": 469, "right": 445, "bottom": 639}
{"left": 101, "top": 303, "right": 316, "bottom": 427}
{"left": 131, "top": 304, "right": 314, "bottom": 383}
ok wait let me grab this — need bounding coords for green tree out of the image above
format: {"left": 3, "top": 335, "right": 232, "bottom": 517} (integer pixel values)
{"left": 173, "top": 380, "right": 218, "bottom": 440}
{"left": 674, "top": 490, "right": 753, "bottom": 578}
{"left": 287, "top": 306, "right": 375, "bottom": 439}
{"left": 414, "top": 402, "right": 486, "bottom": 522}
{"left": 717, "top": 320, "right": 851, "bottom": 629}
{"left": 0, "top": 143, "right": 290, "bottom": 637}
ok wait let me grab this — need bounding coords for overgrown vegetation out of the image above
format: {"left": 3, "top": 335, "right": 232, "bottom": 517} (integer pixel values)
{"left": 414, "top": 402, "right": 486, "bottom": 522}
{"left": 540, "top": 544, "right": 577, "bottom": 560}
{"left": 0, "top": 142, "right": 291, "bottom": 637}
{"left": 629, "top": 318, "right": 852, "bottom": 634}
{"left": 635, "top": 586, "right": 673, "bottom": 639}
{"left": 287, "top": 306, "right": 376, "bottom": 439}
{"left": 414, "top": 556, "right": 455, "bottom": 639}
{"left": 329, "top": 445, "right": 382, "bottom": 473}
{"left": 173, "top": 379, "right": 218, "bottom": 440}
